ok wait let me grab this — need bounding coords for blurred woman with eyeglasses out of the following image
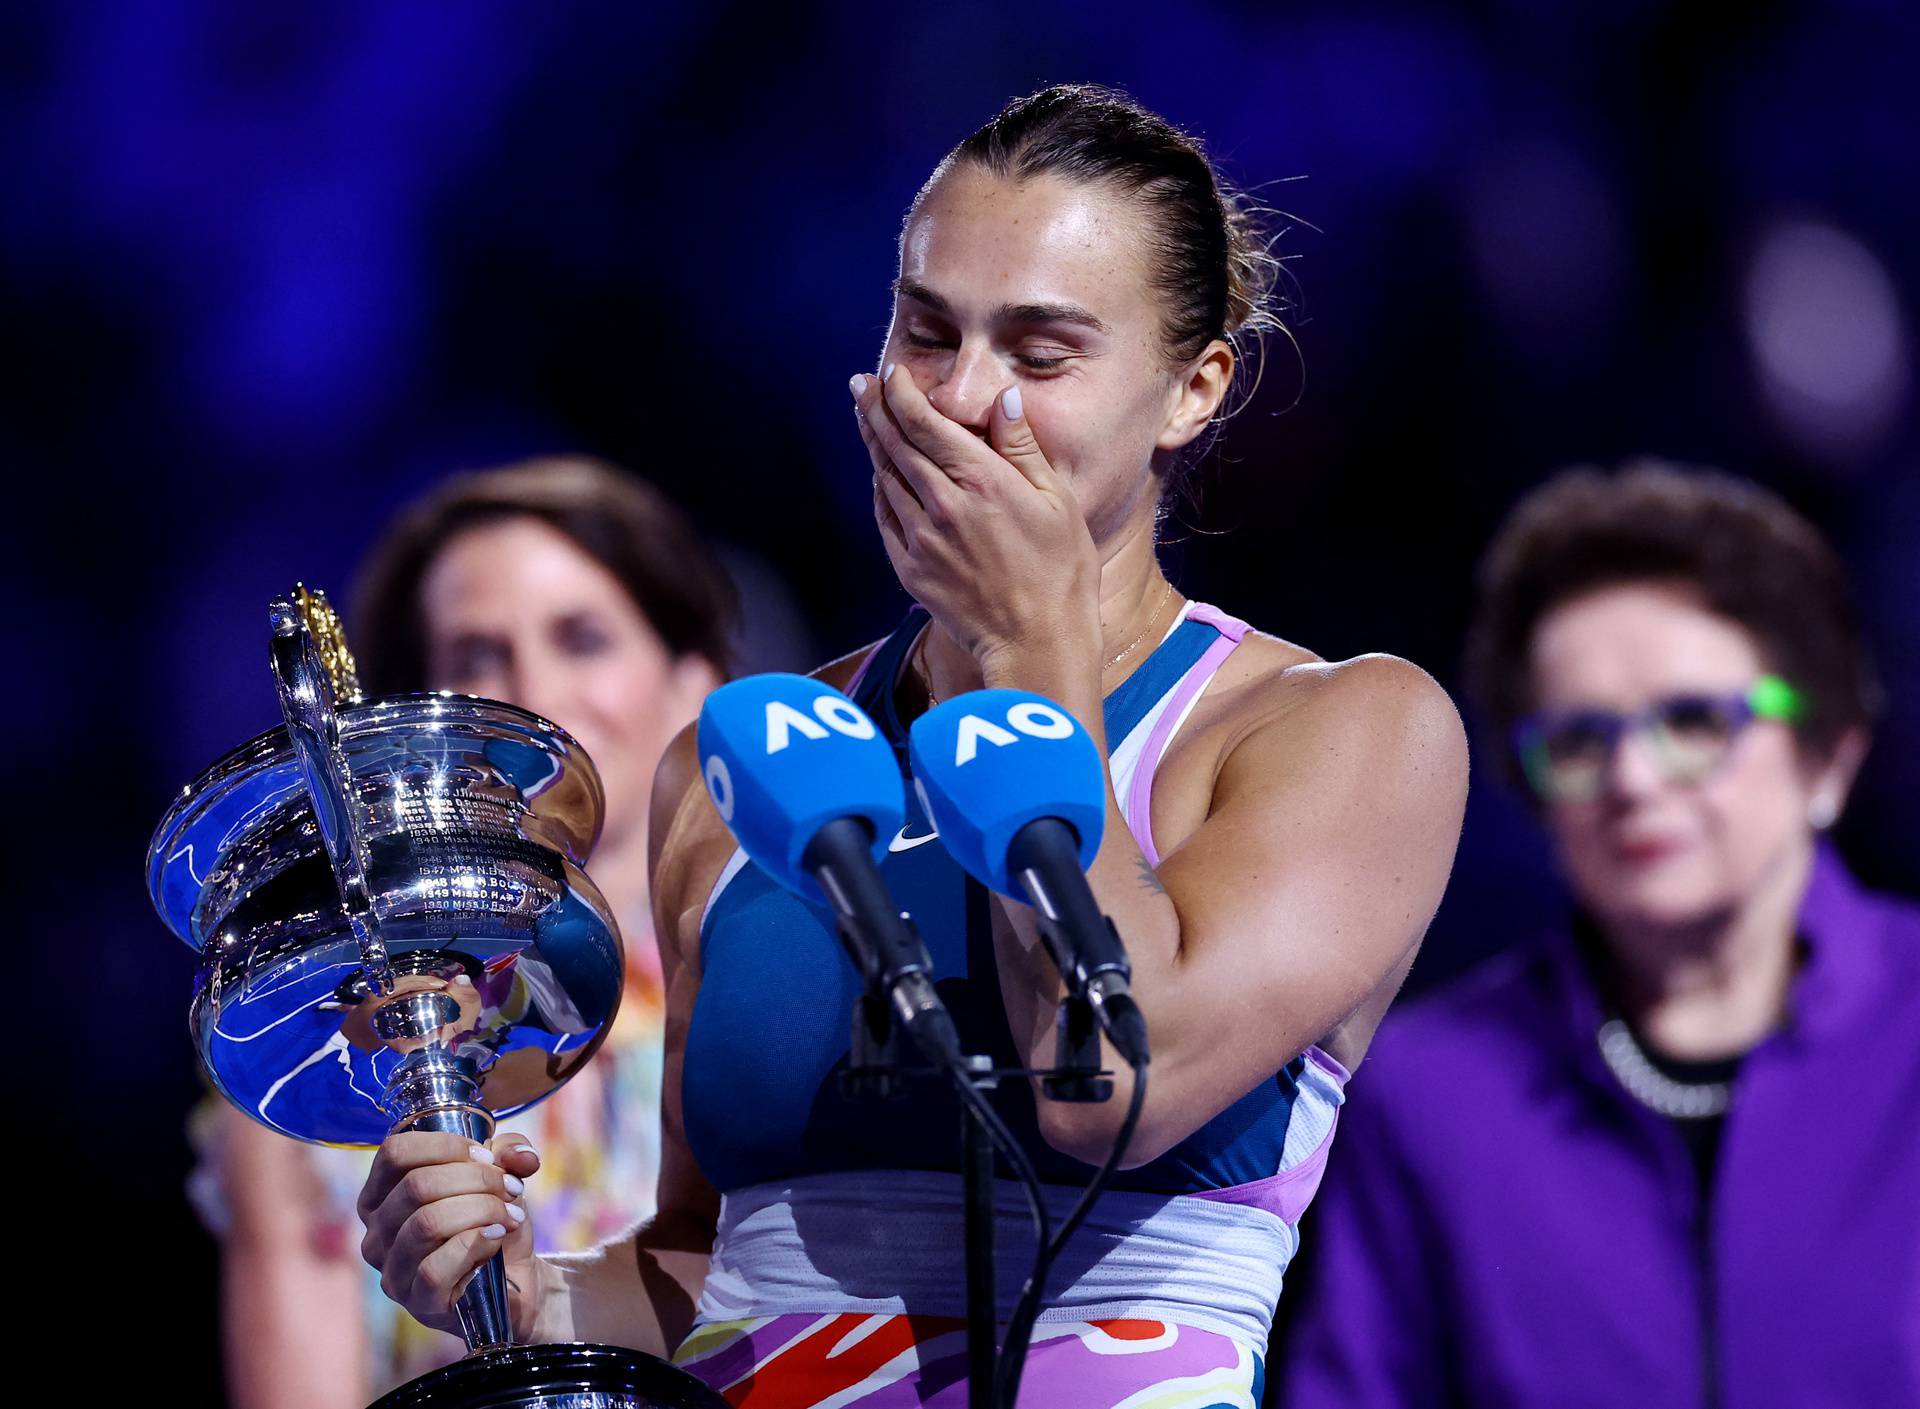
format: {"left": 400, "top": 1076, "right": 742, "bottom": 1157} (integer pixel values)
{"left": 1278, "top": 461, "right": 1920, "bottom": 1408}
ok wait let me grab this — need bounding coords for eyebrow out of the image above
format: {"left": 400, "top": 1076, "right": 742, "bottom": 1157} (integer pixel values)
{"left": 894, "top": 278, "right": 1110, "bottom": 335}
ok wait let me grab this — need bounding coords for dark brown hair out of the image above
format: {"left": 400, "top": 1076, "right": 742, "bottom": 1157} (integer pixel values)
{"left": 928, "top": 83, "right": 1285, "bottom": 390}
{"left": 349, "top": 456, "right": 738, "bottom": 694}
{"left": 1466, "top": 459, "right": 1881, "bottom": 784}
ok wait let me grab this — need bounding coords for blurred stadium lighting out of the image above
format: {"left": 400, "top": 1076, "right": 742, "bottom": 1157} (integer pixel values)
{"left": 1462, "top": 136, "right": 1626, "bottom": 350}
{"left": 1745, "top": 219, "right": 1909, "bottom": 463}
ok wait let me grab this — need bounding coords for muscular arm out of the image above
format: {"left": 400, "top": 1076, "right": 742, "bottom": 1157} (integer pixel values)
{"left": 530, "top": 648, "right": 879, "bottom": 1346}
{"left": 982, "top": 647, "right": 1469, "bottom": 1166}
{"left": 532, "top": 1148, "right": 715, "bottom": 1351}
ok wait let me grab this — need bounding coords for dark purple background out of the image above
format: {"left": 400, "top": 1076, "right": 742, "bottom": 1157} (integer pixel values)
{"left": 10, "top": 4, "right": 1914, "bottom": 1395}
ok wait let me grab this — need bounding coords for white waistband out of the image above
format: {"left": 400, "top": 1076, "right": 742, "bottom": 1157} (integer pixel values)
{"left": 695, "top": 1169, "right": 1296, "bottom": 1350}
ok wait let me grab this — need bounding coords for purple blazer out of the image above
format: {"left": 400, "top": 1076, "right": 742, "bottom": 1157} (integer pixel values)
{"left": 1278, "top": 846, "right": 1920, "bottom": 1408}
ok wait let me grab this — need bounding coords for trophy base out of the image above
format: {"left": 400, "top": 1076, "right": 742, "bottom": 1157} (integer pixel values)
{"left": 367, "top": 1342, "right": 728, "bottom": 1409}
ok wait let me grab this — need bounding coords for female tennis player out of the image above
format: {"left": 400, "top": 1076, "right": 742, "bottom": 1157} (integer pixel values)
{"left": 357, "top": 84, "right": 1468, "bottom": 1406}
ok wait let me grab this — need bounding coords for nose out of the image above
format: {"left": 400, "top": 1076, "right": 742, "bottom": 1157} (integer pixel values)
{"left": 518, "top": 677, "right": 582, "bottom": 734}
{"left": 924, "top": 342, "right": 1003, "bottom": 433}
{"left": 446, "top": 656, "right": 529, "bottom": 711}
{"left": 491, "top": 654, "right": 564, "bottom": 728}
{"left": 1607, "top": 726, "right": 1669, "bottom": 801}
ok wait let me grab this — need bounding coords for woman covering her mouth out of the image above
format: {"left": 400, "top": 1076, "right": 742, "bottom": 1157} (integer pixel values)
{"left": 356, "top": 84, "right": 1470, "bottom": 1407}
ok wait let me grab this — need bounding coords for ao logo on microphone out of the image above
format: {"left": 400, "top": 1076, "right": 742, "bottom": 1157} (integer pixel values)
{"left": 764, "top": 696, "right": 877, "bottom": 753}
{"left": 952, "top": 700, "right": 1075, "bottom": 765}
{"left": 702, "top": 694, "right": 882, "bottom": 825}
{"left": 704, "top": 754, "right": 736, "bottom": 823}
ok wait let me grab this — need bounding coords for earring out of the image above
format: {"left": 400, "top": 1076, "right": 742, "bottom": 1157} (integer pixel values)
{"left": 1808, "top": 796, "right": 1840, "bottom": 831}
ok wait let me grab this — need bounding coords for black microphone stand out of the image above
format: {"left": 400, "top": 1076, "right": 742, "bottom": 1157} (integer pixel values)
{"left": 804, "top": 817, "right": 1020, "bottom": 1409}
{"left": 803, "top": 817, "right": 1125, "bottom": 1409}
{"left": 959, "top": 1053, "right": 1001, "bottom": 1409}
{"left": 833, "top": 921, "right": 1112, "bottom": 1409}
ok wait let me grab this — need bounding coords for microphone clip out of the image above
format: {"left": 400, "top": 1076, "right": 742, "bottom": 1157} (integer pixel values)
{"left": 1042, "top": 992, "right": 1115, "bottom": 1104}
{"left": 840, "top": 991, "right": 909, "bottom": 1102}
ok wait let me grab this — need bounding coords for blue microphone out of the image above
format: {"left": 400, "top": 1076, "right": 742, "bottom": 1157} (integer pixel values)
{"left": 697, "top": 674, "right": 960, "bottom": 1069}
{"left": 909, "top": 689, "right": 1149, "bottom": 1069}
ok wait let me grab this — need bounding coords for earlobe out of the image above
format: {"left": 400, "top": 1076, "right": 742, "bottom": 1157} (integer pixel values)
{"left": 1155, "top": 396, "right": 1203, "bottom": 453}
{"left": 1808, "top": 726, "right": 1871, "bottom": 831}
{"left": 1155, "top": 339, "right": 1236, "bottom": 452}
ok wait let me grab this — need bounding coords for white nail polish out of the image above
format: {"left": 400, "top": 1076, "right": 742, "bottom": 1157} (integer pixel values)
{"left": 883, "top": 362, "right": 897, "bottom": 381}
{"left": 1000, "top": 385, "right": 1023, "bottom": 421}
{"left": 468, "top": 1146, "right": 495, "bottom": 1166}
{"left": 481, "top": 1223, "right": 507, "bottom": 1239}
{"left": 849, "top": 373, "right": 867, "bottom": 396}
{"left": 503, "top": 1174, "right": 525, "bottom": 1197}
{"left": 504, "top": 1203, "right": 527, "bottom": 1224}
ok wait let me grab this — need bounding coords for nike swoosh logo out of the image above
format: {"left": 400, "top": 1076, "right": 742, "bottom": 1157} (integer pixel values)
{"left": 888, "top": 827, "right": 941, "bottom": 853}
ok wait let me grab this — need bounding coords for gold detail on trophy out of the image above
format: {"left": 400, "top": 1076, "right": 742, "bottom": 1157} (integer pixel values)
{"left": 294, "top": 583, "right": 365, "bottom": 704}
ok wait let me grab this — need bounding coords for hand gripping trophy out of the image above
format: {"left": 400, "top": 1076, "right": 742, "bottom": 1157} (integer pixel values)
{"left": 148, "top": 588, "right": 725, "bottom": 1409}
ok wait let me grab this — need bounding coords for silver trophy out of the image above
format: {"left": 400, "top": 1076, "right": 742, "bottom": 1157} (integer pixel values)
{"left": 148, "top": 587, "right": 724, "bottom": 1409}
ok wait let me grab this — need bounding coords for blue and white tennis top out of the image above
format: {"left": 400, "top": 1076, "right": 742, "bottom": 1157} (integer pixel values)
{"left": 680, "top": 601, "right": 1348, "bottom": 1347}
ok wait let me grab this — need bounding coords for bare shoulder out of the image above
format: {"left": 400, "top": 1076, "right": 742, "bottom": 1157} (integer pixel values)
{"left": 813, "top": 641, "right": 875, "bottom": 692}
{"left": 1140, "top": 620, "right": 1466, "bottom": 877}
{"left": 1277, "top": 648, "right": 1463, "bottom": 739}
{"left": 1148, "top": 621, "right": 1463, "bottom": 845}
{"left": 1236, "top": 643, "right": 1467, "bottom": 790}
{"left": 1180, "top": 634, "right": 1467, "bottom": 1066}
{"left": 1189, "top": 625, "right": 1463, "bottom": 761}
{"left": 646, "top": 639, "right": 888, "bottom": 969}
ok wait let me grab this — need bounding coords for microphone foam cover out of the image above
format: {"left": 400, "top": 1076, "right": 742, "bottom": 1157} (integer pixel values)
{"left": 908, "top": 689, "right": 1105, "bottom": 896}
{"left": 697, "top": 674, "right": 904, "bottom": 902}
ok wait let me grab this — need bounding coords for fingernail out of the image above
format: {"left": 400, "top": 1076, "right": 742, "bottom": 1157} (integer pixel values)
{"left": 510, "top": 1143, "right": 538, "bottom": 1160}
{"left": 468, "top": 1146, "right": 495, "bottom": 1166}
{"left": 849, "top": 373, "right": 867, "bottom": 397}
{"left": 503, "top": 1174, "right": 525, "bottom": 1197}
{"left": 481, "top": 1223, "right": 507, "bottom": 1239}
{"left": 504, "top": 1202, "right": 527, "bottom": 1224}
{"left": 883, "top": 362, "right": 897, "bottom": 381}
{"left": 1000, "top": 385, "right": 1023, "bottom": 421}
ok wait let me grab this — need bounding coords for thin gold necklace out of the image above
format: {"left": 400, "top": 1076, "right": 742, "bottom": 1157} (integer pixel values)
{"left": 1105, "top": 578, "right": 1177, "bottom": 674}
{"left": 916, "top": 579, "right": 1176, "bottom": 708}
{"left": 915, "top": 625, "right": 943, "bottom": 707}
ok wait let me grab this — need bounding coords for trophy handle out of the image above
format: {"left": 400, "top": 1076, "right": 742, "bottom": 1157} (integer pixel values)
{"left": 268, "top": 590, "right": 393, "bottom": 994}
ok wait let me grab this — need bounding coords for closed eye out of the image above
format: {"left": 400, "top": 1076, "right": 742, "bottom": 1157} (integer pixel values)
{"left": 553, "top": 612, "right": 614, "bottom": 656}
{"left": 1016, "top": 347, "right": 1077, "bottom": 371}
{"left": 906, "top": 330, "right": 1075, "bottom": 372}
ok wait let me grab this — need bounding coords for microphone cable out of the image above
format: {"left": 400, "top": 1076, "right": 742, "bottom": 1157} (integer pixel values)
{"left": 992, "top": 1051, "right": 1149, "bottom": 1409}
